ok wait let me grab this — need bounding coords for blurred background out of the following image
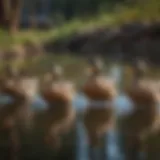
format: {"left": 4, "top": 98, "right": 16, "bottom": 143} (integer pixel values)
{"left": 0, "top": 0, "right": 160, "bottom": 160}
{"left": 0, "top": 0, "right": 160, "bottom": 67}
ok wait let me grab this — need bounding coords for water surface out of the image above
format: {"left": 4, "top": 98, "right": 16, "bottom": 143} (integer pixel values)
{"left": 0, "top": 65, "right": 136, "bottom": 160}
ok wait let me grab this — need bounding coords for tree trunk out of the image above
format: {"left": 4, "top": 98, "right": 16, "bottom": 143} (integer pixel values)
{"left": 0, "top": 0, "right": 22, "bottom": 33}
{"left": 0, "top": 0, "right": 10, "bottom": 28}
{"left": 0, "top": 0, "right": 5, "bottom": 26}
{"left": 9, "top": 0, "right": 22, "bottom": 34}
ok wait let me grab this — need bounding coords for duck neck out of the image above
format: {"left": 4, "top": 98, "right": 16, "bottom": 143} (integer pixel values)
{"left": 10, "top": 96, "right": 32, "bottom": 112}
{"left": 133, "top": 70, "right": 145, "bottom": 85}
{"left": 52, "top": 74, "right": 62, "bottom": 82}
{"left": 90, "top": 70, "right": 102, "bottom": 78}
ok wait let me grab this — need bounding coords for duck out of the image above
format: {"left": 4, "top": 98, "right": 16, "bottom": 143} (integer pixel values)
{"left": 82, "top": 57, "right": 117, "bottom": 150}
{"left": 0, "top": 65, "right": 38, "bottom": 160}
{"left": 41, "top": 64, "right": 76, "bottom": 149}
{"left": 121, "top": 60, "right": 159, "bottom": 160}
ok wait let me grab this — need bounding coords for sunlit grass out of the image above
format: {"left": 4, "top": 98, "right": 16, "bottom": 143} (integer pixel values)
{"left": 0, "top": 14, "right": 114, "bottom": 49}
{"left": 0, "top": 0, "right": 159, "bottom": 50}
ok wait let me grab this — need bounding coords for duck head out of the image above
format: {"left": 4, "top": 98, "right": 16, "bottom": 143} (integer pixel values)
{"left": 2, "top": 67, "right": 38, "bottom": 101}
{"left": 133, "top": 59, "right": 147, "bottom": 82}
{"left": 86, "top": 57, "right": 104, "bottom": 77}
{"left": 51, "top": 64, "right": 63, "bottom": 81}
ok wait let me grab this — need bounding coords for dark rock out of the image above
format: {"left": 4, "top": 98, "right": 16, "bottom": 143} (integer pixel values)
{"left": 44, "top": 21, "right": 160, "bottom": 64}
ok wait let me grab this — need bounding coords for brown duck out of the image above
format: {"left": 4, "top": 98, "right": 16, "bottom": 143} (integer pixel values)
{"left": 122, "top": 60, "right": 159, "bottom": 160}
{"left": 41, "top": 64, "right": 76, "bottom": 149}
{"left": 0, "top": 69, "right": 38, "bottom": 130}
{"left": 0, "top": 66, "right": 38, "bottom": 160}
{"left": 82, "top": 58, "right": 117, "bottom": 148}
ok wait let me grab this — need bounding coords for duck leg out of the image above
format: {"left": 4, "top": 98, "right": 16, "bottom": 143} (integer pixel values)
{"left": 8, "top": 127, "right": 20, "bottom": 160}
{"left": 88, "top": 144, "right": 98, "bottom": 160}
{"left": 88, "top": 133, "right": 100, "bottom": 160}
{"left": 125, "top": 136, "right": 141, "bottom": 160}
{"left": 100, "top": 133, "right": 108, "bottom": 160}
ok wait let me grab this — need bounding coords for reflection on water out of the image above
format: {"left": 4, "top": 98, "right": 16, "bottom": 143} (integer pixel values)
{"left": 75, "top": 65, "right": 133, "bottom": 160}
{"left": 0, "top": 65, "right": 135, "bottom": 160}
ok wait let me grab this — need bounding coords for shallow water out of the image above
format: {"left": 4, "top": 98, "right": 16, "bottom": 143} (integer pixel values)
{"left": 0, "top": 65, "right": 145, "bottom": 160}
{"left": 74, "top": 65, "right": 133, "bottom": 160}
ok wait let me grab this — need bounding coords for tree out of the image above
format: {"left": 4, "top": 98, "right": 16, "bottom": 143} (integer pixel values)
{"left": 9, "top": 0, "right": 22, "bottom": 33}
{"left": 0, "top": 0, "right": 10, "bottom": 28}
{"left": 0, "top": 0, "right": 23, "bottom": 34}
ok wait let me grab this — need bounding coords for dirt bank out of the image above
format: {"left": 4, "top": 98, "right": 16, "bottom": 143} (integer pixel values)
{"left": 44, "top": 21, "right": 160, "bottom": 63}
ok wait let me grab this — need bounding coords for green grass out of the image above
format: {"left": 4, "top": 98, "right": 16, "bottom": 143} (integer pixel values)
{"left": 0, "top": 13, "right": 115, "bottom": 49}
{"left": 0, "top": 0, "right": 159, "bottom": 49}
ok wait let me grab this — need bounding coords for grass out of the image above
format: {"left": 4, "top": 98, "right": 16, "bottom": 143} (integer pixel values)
{"left": 0, "top": 0, "right": 159, "bottom": 56}
{"left": 0, "top": 13, "right": 115, "bottom": 49}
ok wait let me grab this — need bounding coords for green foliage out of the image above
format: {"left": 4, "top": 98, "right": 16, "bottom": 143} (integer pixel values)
{"left": 0, "top": 0, "right": 160, "bottom": 50}
{"left": 115, "top": 0, "right": 160, "bottom": 23}
{"left": 47, "top": 0, "right": 126, "bottom": 20}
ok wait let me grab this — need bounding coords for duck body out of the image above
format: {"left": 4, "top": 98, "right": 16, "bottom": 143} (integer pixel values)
{"left": 41, "top": 77, "right": 76, "bottom": 149}
{"left": 119, "top": 61, "right": 160, "bottom": 160}
{"left": 125, "top": 80, "right": 158, "bottom": 135}
{"left": 42, "top": 80, "right": 75, "bottom": 104}
{"left": 83, "top": 74, "right": 116, "bottom": 146}
{"left": 0, "top": 76, "right": 38, "bottom": 131}
{"left": 83, "top": 75, "right": 116, "bottom": 100}
{"left": 42, "top": 80, "right": 76, "bottom": 123}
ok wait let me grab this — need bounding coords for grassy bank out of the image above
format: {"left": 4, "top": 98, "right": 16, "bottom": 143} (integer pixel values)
{"left": 0, "top": 14, "right": 114, "bottom": 49}
{"left": 0, "top": 0, "right": 159, "bottom": 49}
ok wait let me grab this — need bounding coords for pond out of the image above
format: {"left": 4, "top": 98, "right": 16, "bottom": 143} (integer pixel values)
{"left": 0, "top": 64, "right": 135, "bottom": 160}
